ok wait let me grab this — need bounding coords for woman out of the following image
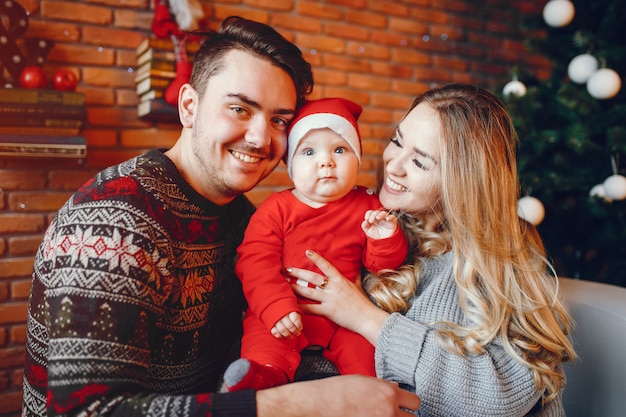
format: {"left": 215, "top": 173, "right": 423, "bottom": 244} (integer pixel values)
{"left": 288, "top": 84, "right": 576, "bottom": 416}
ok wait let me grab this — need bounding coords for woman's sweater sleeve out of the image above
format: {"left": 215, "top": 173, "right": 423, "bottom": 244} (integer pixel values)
{"left": 374, "top": 254, "right": 555, "bottom": 417}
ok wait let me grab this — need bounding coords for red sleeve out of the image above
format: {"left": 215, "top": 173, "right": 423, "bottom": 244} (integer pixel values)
{"left": 362, "top": 226, "right": 409, "bottom": 272}
{"left": 235, "top": 193, "right": 301, "bottom": 329}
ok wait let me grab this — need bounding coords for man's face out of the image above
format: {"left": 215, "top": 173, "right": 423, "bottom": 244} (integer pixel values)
{"left": 182, "top": 49, "right": 297, "bottom": 204}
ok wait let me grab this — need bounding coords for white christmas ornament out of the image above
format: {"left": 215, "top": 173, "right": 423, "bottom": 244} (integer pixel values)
{"left": 503, "top": 80, "right": 527, "bottom": 97}
{"left": 603, "top": 174, "right": 626, "bottom": 200}
{"left": 587, "top": 68, "right": 622, "bottom": 99}
{"left": 589, "top": 183, "right": 609, "bottom": 200}
{"left": 518, "top": 196, "right": 545, "bottom": 226}
{"left": 542, "top": 0, "right": 575, "bottom": 27}
{"left": 567, "top": 54, "right": 598, "bottom": 84}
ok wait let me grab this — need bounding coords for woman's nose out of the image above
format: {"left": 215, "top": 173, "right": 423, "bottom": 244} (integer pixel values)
{"left": 385, "top": 154, "right": 406, "bottom": 176}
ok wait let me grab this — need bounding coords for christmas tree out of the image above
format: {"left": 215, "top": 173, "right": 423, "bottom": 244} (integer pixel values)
{"left": 503, "top": 0, "right": 626, "bottom": 287}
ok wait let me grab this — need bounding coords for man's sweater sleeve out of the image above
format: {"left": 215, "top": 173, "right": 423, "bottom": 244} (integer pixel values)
{"left": 211, "top": 390, "right": 256, "bottom": 417}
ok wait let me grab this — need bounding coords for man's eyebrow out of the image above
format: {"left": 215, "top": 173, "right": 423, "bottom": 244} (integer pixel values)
{"left": 397, "top": 127, "right": 436, "bottom": 164}
{"left": 227, "top": 93, "right": 295, "bottom": 117}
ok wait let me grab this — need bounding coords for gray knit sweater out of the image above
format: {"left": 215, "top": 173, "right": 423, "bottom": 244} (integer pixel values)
{"left": 375, "top": 252, "right": 565, "bottom": 417}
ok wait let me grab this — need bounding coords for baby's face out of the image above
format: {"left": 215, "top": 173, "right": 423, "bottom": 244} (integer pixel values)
{"left": 290, "top": 128, "right": 360, "bottom": 206}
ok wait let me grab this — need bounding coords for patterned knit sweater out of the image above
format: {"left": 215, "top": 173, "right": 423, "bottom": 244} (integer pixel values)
{"left": 22, "top": 150, "right": 257, "bottom": 417}
{"left": 375, "top": 251, "right": 565, "bottom": 417}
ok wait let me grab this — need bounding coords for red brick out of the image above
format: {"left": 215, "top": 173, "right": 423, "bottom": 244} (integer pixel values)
{"left": 27, "top": 20, "right": 80, "bottom": 42}
{"left": 272, "top": 15, "right": 323, "bottom": 33}
{"left": 120, "top": 129, "right": 180, "bottom": 149}
{"left": 8, "top": 192, "right": 70, "bottom": 212}
{"left": 0, "top": 284, "right": 8, "bottom": 302}
{"left": 10, "top": 325, "right": 27, "bottom": 345}
{"left": 345, "top": 10, "right": 387, "bottom": 28}
{"left": 0, "top": 259, "right": 35, "bottom": 280}
{"left": 41, "top": 1, "right": 113, "bottom": 24}
{"left": 296, "top": 33, "right": 346, "bottom": 54}
{"left": 0, "top": 303, "right": 29, "bottom": 325}
{"left": 0, "top": 171, "right": 46, "bottom": 190}
{"left": 0, "top": 390, "right": 23, "bottom": 414}
{"left": 328, "top": 0, "right": 366, "bottom": 9}
{"left": 244, "top": 0, "right": 293, "bottom": 11}
{"left": 7, "top": 236, "right": 42, "bottom": 256}
{"left": 48, "top": 43, "right": 116, "bottom": 66}
{"left": 346, "top": 42, "right": 391, "bottom": 60}
{"left": 0, "top": 215, "right": 46, "bottom": 234}
{"left": 348, "top": 73, "right": 392, "bottom": 92}
{"left": 83, "top": 26, "right": 146, "bottom": 49}
{"left": 48, "top": 169, "right": 97, "bottom": 191}
{"left": 312, "top": 68, "right": 347, "bottom": 86}
{"left": 323, "top": 54, "right": 367, "bottom": 73}
{"left": 297, "top": 1, "right": 343, "bottom": 19}
{"left": 326, "top": 22, "right": 370, "bottom": 41}
{"left": 10, "top": 280, "right": 31, "bottom": 301}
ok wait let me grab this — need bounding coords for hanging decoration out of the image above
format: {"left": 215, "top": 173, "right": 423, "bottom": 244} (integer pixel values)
{"left": 589, "top": 183, "right": 610, "bottom": 201}
{"left": 542, "top": 0, "right": 576, "bottom": 27}
{"left": 586, "top": 68, "right": 622, "bottom": 99}
{"left": 567, "top": 53, "right": 598, "bottom": 84}
{"left": 517, "top": 195, "right": 546, "bottom": 226}
{"left": 603, "top": 174, "right": 626, "bottom": 200}
{"left": 601, "top": 156, "right": 626, "bottom": 200}
{"left": 503, "top": 77, "right": 527, "bottom": 97}
{"left": 150, "top": 0, "right": 207, "bottom": 106}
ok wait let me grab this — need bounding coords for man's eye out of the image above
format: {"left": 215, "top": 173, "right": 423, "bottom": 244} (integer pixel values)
{"left": 273, "top": 117, "right": 289, "bottom": 127}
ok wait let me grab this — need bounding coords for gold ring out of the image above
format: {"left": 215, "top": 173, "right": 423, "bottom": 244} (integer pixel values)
{"left": 319, "top": 277, "right": 328, "bottom": 289}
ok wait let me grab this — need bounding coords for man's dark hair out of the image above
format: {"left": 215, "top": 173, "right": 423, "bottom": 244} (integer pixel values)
{"left": 190, "top": 16, "right": 313, "bottom": 108}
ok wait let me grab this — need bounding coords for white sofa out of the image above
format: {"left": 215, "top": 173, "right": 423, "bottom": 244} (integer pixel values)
{"left": 558, "top": 277, "right": 626, "bottom": 417}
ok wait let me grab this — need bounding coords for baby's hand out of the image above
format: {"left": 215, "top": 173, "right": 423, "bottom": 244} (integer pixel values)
{"left": 271, "top": 311, "right": 303, "bottom": 339}
{"left": 361, "top": 209, "right": 398, "bottom": 240}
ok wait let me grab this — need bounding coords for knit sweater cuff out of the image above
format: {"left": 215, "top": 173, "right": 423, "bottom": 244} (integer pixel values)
{"left": 213, "top": 390, "right": 257, "bottom": 417}
{"left": 375, "top": 312, "right": 428, "bottom": 384}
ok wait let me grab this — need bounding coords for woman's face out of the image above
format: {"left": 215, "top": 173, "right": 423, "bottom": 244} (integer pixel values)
{"left": 379, "top": 102, "right": 443, "bottom": 230}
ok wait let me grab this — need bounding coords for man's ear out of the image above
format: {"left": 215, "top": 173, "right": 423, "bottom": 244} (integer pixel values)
{"left": 178, "top": 83, "right": 197, "bottom": 128}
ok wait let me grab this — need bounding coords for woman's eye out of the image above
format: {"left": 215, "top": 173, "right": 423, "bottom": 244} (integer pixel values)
{"left": 390, "top": 137, "right": 402, "bottom": 147}
{"left": 412, "top": 158, "right": 428, "bottom": 171}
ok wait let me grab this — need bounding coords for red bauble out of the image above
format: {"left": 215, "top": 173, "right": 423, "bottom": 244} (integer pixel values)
{"left": 52, "top": 69, "right": 78, "bottom": 91}
{"left": 19, "top": 65, "right": 47, "bottom": 89}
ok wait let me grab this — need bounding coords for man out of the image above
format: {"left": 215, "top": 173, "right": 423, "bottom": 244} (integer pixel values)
{"left": 22, "top": 16, "right": 420, "bottom": 417}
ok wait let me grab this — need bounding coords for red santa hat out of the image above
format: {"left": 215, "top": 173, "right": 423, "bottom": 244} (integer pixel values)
{"left": 285, "top": 97, "right": 363, "bottom": 178}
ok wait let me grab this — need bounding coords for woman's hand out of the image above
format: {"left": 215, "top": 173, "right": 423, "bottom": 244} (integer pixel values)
{"left": 287, "top": 249, "right": 390, "bottom": 345}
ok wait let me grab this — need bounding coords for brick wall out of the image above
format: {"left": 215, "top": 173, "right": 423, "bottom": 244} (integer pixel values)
{"left": 0, "top": 0, "right": 550, "bottom": 414}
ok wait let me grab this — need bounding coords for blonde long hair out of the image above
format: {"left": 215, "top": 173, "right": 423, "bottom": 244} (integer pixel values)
{"left": 364, "top": 84, "right": 576, "bottom": 403}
